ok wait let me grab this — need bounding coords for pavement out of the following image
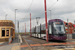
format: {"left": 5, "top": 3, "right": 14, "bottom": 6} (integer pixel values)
{"left": 0, "top": 42, "right": 9, "bottom": 46}
{"left": 0, "top": 43, "right": 20, "bottom": 50}
{"left": 0, "top": 36, "right": 21, "bottom": 50}
{"left": 0, "top": 34, "right": 75, "bottom": 50}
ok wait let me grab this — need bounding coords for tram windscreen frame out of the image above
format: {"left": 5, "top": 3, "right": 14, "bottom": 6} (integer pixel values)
{"left": 53, "top": 21, "right": 65, "bottom": 34}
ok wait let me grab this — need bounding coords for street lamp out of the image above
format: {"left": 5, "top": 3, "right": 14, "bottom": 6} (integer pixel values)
{"left": 36, "top": 17, "right": 40, "bottom": 37}
{"left": 25, "top": 23, "right": 26, "bottom": 35}
{"left": 5, "top": 14, "right": 7, "bottom": 20}
{"left": 15, "top": 9, "right": 18, "bottom": 33}
{"left": 67, "top": 18, "right": 69, "bottom": 41}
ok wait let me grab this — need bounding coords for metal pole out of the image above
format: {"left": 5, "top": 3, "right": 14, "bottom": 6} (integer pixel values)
{"left": 40, "top": 24, "right": 41, "bottom": 38}
{"left": 15, "top": 9, "right": 16, "bottom": 33}
{"left": 5, "top": 14, "right": 7, "bottom": 20}
{"left": 17, "top": 21, "right": 19, "bottom": 43}
{"left": 36, "top": 17, "right": 40, "bottom": 37}
{"left": 37, "top": 24, "right": 38, "bottom": 37}
{"left": 49, "top": 10, "right": 51, "bottom": 19}
{"left": 50, "top": 10, "right": 52, "bottom": 19}
{"left": 50, "top": 10, "right": 51, "bottom": 19}
{"left": 35, "top": 26, "right": 36, "bottom": 37}
{"left": 15, "top": 9, "right": 17, "bottom": 33}
{"left": 74, "top": 21, "right": 75, "bottom": 24}
{"left": 44, "top": 0, "right": 48, "bottom": 42}
{"left": 67, "top": 18, "right": 69, "bottom": 40}
{"left": 30, "top": 13, "right": 31, "bottom": 37}
{"left": 25, "top": 23, "right": 26, "bottom": 35}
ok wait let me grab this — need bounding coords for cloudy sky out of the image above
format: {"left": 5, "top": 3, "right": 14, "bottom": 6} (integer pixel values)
{"left": 0, "top": 0, "right": 75, "bottom": 32}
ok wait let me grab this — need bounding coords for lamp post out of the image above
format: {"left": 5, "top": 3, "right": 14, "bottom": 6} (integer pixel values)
{"left": 5, "top": 14, "right": 7, "bottom": 20}
{"left": 17, "top": 21, "right": 19, "bottom": 43}
{"left": 25, "top": 23, "right": 26, "bottom": 35}
{"left": 36, "top": 17, "right": 40, "bottom": 37}
{"left": 30, "top": 13, "right": 31, "bottom": 37}
{"left": 67, "top": 18, "right": 69, "bottom": 40}
{"left": 49, "top": 10, "right": 51, "bottom": 19}
{"left": 15, "top": 9, "right": 18, "bottom": 33}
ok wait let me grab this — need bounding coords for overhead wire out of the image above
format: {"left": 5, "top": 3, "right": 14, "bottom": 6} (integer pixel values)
{"left": 48, "top": 1, "right": 57, "bottom": 10}
{"left": 39, "top": 0, "right": 58, "bottom": 17}
{"left": 21, "top": 0, "right": 34, "bottom": 32}
{"left": 27, "top": 0, "right": 34, "bottom": 13}
{"left": 23, "top": 0, "right": 34, "bottom": 21}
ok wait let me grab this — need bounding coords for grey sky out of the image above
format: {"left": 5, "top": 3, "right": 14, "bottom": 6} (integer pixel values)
{"left": 0, "top": 0, "right": 75, "bottom": 32}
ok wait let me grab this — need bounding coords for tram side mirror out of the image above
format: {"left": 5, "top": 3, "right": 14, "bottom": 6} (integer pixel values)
{"left": 66, "top": 23, "right": 68, "bottom": 25}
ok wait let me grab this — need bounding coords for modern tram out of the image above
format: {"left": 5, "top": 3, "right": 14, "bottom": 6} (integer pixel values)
{"left": 31, "top": 19, "right": 67, "bottom": 40}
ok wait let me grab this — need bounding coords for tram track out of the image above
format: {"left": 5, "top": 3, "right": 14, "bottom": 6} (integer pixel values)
{"left": 21, "top": 35, "right": 75, "bottom": 50}
{"left": 21, "top": 36, "right": 33, "bottom": 50}
{"left": 24, "top": 36, "right": 52, "bottom": 50}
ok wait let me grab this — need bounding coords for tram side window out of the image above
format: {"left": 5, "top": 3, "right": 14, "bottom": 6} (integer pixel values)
{"left": 2, "top": 28, "right": 5, "bottom": 37}
{"left": 49, "top": 25, "right": 52, "bottom": 34}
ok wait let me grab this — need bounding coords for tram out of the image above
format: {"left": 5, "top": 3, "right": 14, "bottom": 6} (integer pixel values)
{"left": 31, "top": 19, "right": 67, "bottom": 40}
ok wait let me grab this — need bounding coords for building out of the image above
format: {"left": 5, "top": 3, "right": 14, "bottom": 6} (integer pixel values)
{"left": 0, "top": 20, "right": 15, "bottom": 42}
{"left": 64, "top": 21, "right": 74, "bottom": 34}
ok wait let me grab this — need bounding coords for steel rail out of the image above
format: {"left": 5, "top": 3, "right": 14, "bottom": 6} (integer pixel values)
{"left": 26, "top": 36, "right": 50, "bottom": 50}
{"left": 21, "top": 36, "right": 33, "bottom": 50}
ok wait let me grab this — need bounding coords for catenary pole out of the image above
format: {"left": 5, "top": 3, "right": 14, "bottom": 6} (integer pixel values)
{"left": 15, "top": 9, "right": 18, "bottom": 33}
{"left": 5, "top": 14, "right": 7, "bottom": 20}
{"left": 67, "top": 18, "right": 69, "bottom": 40}
{"left": 44, "top": 0, "right": 48, "bottom": 42}
{"left": 17, "top": 21, "right": 19, "bottom": 43}
{"left": 25, "top": 23, "right": 26, "bottom": 35}
{"left": 49, "top": 10, "right": 51, "bottom": 19}
{"left": 30, "top": 13, "right": 31, "bottom": 37}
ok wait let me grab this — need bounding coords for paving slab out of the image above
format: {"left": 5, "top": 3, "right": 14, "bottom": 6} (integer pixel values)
{"left": 0, "top": 43, "right": 20, "bottom": 50}
{"left": 0, "top": 36, "right": 21, "bottom": 50}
